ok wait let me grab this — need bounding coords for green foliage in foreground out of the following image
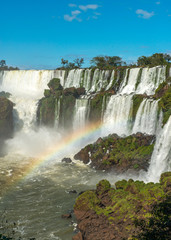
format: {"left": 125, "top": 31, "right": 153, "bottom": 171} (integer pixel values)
{"left": 74, "top": 172, "right": 171, "bottom": 240}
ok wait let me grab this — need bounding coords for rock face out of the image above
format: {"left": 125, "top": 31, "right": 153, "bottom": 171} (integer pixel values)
{"left": 0, "top": 97, "right": 13, "bottom": 139}
{"left": 37, "top": 78, "right": 86, "bottom": 128}
{"left": 74, "top": 133, "right": 155, "bottom": 173}
{"left": 73, "top": 172, "right": 171, "bottom": 240}
{"left": 154, "top": 82, "right": 171, "bottom": 125}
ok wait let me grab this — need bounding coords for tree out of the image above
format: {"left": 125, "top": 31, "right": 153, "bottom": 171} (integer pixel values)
{"left": 61, "top": 58, "right": 68, "bottom": 68}
{"left": 163, "top": 53, "right": 171, "bottom": 63}
{"left": 137, "top": 53, "right": 169, "bottom": 66}
{"left": 150, "top": 53, "right": 167, "bottom": 66}
{"left": 90, "top": 55, "right": 123, "bottom": 69}
{"left": 137, "top": 56, "right": 151, "bottom": 66}
{"left": 90, "top": 56, "right": 106, "bottom": 68}
{"left": 74, "top": 58, "right": 84, "bottom": 68}
{"left": 0, "top": 60, "right": 6, "bottom": 68}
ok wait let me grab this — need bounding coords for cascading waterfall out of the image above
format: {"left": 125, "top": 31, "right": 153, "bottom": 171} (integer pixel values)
{"left": 119, "top": 68, "right": 140, "bottom": 94}
{"left": 102, "top": 95, "right": 133, "bottom": 136}
{"left": 73, "top": 98, "right": 89, "bottom": 130}
{"left": 136, "top": 66, "right": 166, "bottom": 95}
{"left": 119, "top": 66, "right": 166, "bottom": 95}
{"left": 147, "top": 116, "right": 171, "bottom": 182}
{"left": 0, "top": 66, "right": 170, "bottom": 176}
{"left": 132, "top": 98, "right": 160, "bottom": 135}
{"left": 54, "top": 98, "right": 61, "bottom": 129}
{"left": 0, "top": 66, "right": 170, "bottom": 240}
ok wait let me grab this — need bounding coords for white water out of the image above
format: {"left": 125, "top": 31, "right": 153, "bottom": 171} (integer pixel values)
{"left": 132, "top": 98, "right": 159, "bottom": 135}
{"left": 0, "top": 67, "right": 170, "bottom": 177}
{"left": 0, "top": 67, "right": 170, "bottom": 240}
{"left": 103, "top": 95, "right": 133, "bottom": 136}
{"left": 120, "top": 66, "right": 166, "bottom": 95}
{"left": 120, "top": 68, "right": 140, "bottom": 94}
{"left": 147, "top": 117, "right": 171, "bottom": 182}
{"left": 73, "top": 98, "right": 89, "bottom": 130}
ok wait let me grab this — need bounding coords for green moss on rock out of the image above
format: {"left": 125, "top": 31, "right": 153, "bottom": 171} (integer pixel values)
{"left": 0, "top": 97, "right": 13, "bottom": 139}
{"left": 74, "top": 133, "right": 155, "bottom": 173}
{"left": 47, "top": 78, "right": 63, "bottom": 91}
{"left": 73, "top": 172, "right": 171, "bottom": 240}
{"left": 132, "top": 95, "right": 144, "bottom": 121}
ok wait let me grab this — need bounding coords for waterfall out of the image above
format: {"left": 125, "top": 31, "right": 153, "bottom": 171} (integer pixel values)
{"left": 120, "top": 68, "right": 140, "bottom": 94}
{"left": 106, "top": 70, "right": 115, "bottom": 90}
{"left": 147, "top": 117, "right": 171, "bottom": 182}
{"left": 64, "top": 69, "right": 84, "bottom": 89}
{"left": 136, "top": 66, "right": 166, "bottom": 95}
{"left": 54, "top": 98, "right": 61, "bottom": 129}
{"left": 132, "top": 99, "right": 159, "bottom": 135}
{"left": 0, "top": 70, "right": 57, "bottom": 97}
{"left": 103, "top": 95, "right": 133, "bottom": 136}
{"left": 119, "top": 66, "right": 166, "bottom": 95}
{"left": 73, "top": 98, "right": 89, "bottom": 130}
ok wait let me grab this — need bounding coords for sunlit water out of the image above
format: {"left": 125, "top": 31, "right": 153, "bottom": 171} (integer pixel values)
{"left": 0, "top": 154, "right": 128, "bottom": 240}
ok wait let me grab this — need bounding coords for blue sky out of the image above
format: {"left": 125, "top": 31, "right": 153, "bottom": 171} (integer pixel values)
{"left": 0, "top": 0, "right": 171, "bottom": 69}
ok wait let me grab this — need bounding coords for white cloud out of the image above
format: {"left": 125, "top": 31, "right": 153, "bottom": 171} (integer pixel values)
{"left": 156, "top": 1, "right": 160, "bottom": 4}
{"left": 69, "top": 4, "right": 77, "bottom": 8}
{"left": 71, "top": 10, "right": 81, "bottom": 15}
{"left": 64, "top": 9, "right": 81, "bottom": 22}
{"left": 136, "top": 9, "right": 154, "bottom": 19}
{"left": 64, "top": 14, "right": 76, "bottom": 22}
{"left": 79, "top": 4, "right": 100, "bottom": 11}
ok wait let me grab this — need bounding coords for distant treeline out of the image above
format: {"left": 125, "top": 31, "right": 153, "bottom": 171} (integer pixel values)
{"left": 59, "top": 53, "right": 171, "bottom": 70}
{"left": 1, "top": 53, "right": 171, "bottom": 71}
{"left": 0, "top": 60, "right": 19, "bottom": 70}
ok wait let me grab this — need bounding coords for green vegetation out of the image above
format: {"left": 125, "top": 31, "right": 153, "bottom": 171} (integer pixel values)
{"left": 137, "top": 53, "right": 171, "bottom": 67}
{"left": 74, "top": 172, "right": 171, "bottom": 240}
{"left": 89, "top": 92, "right": 108, "bottom": 121}
{"left": 75, "top": 133, "right": 155, "bottom": 172}
{"left": 90, "top": 56, "right": 126, "bottom": 69}
{"left": 60, "top": 57, "right": 84, "bottom": 69}
{"left": 154, "top": 81, "right": 171, "bottom": 124}
{"left": 0, "top": 60, "right": 19, "bottom": 70}
{"left": 132, "top": 95, "right": 144, "bottom": 120}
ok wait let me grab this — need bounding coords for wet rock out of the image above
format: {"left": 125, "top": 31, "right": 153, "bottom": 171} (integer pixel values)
{"left": 74, "top": 133, "right": 155, "bottom": 173}
{"left": 72, "top": 232, "right": 83, "bottom": 240}
{"left": 0, "top": 97, "right": 14, "bottom": 139}
{"left": 0, "top": 91, "right": 11, "bottom": 98}
{"left": 73, "top": 172, "right": 171, "bottom": 240}
{"left": 62, "top": 157, "right": 72, "bottom": 163}
{"left": 61, "top": 213, "right": 72, "bottom": 219}
{"left": 69, "top": 190, "right": 77, "bottom": 194}
{"left": 47, "top": 78, "right": 63, "bottom": 92}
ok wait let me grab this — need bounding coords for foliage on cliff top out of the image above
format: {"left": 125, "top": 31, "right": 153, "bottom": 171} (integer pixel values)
{"left": 74, "top": 172, "right": 171, "bottom": 240}
{"left": 74, "top": 133, "right": 155, "bottom": 172}
{"left": 154, "top": 81, "right": 171, "bottom": 125}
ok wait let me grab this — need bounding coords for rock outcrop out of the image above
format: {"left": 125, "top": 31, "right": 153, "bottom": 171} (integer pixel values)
{"left": 0, "top": 96, "right": 14, "bottom": 156}
{"left": 0, "top": 97, "right": 13, "bottom": 139}
{"left": 73, "top": 172, "right": 171, "bottom": 240}
{"left": 74, "top": 133, "right": 155, "bottom": 173}
{"left": 37, "top": 78, "right": 86, "bottom": 128}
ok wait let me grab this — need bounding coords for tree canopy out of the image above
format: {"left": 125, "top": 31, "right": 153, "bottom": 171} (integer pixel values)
{"left": 0, "top": 60, "right": 19, "bottom": 70}
{"left": 137, "top": 53, "right": 171, "bottom": 67}
{"left": 90, "top": 55, "right": 125, "bottom": 69}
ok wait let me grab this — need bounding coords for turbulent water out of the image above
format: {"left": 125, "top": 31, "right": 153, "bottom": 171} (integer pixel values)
{"left": 0, "top": 67, "right": 170, "bottom": 239}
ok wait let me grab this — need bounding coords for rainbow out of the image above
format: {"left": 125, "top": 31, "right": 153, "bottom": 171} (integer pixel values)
{"left": 1, "top": 121, "right": 103, "bottom": 193}
{"left": 24, "top": 120, "right": 103, "bottom": 175}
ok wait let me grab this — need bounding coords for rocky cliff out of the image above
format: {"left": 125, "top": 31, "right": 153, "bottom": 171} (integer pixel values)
{"left": 0, "top": 96, "right": 13, "bottom": 139}
{"left": 73, "top": 172, "right": 171, "bottom": 240}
